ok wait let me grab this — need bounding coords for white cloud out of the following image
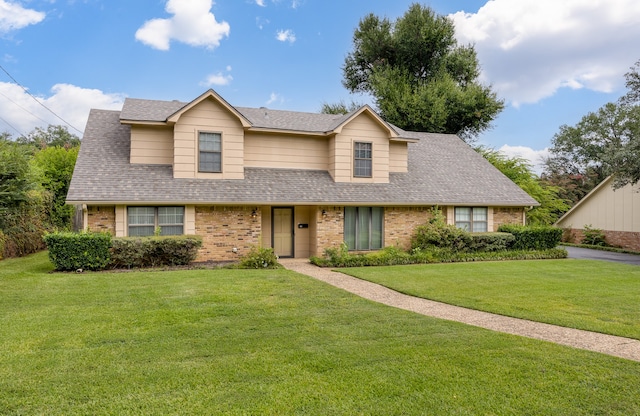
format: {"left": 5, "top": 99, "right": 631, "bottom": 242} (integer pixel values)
{"left": 266, "top": 92, "right": 283, "bottom": 105}
{"left": 0, "top": 82, "right": 124, "bottom": 136}
{"left": 135, "top": 0, "right": 230, "bottom": 51}
{"left": 498, "top": 144, "right": 550, "bottom": 174}
{"left": 450, "top": 0, "right": 640, "bottom": 105}
{"left": 276, "top": 29, "right": 295, "bottom": 43}
{"left": 0, "top": 0, "right": 45, "bottom": 33}
{"left": 255, "top": 0, "right": 266, "bottom": 6}
{"left": 201, "top": 72, "right": 233, "bottom": 87}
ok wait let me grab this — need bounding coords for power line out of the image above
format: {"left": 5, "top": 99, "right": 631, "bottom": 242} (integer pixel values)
{"left": 0, "top": 115, "right": 26, "bottom": 138}
{"left": 0, "top": 64, "right": 83, "bottom": 135}
{"left": 0, "top": 89, "right": 51, "bottom": 126}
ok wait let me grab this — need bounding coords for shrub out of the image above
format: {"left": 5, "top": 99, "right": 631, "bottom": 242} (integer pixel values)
{"left": 109, "top": 235, "right": 202, "bottom": 269}
{"left": 497, "top": 224, "right": 562, "bottom": 250}
{"left": 411, "top": 207, "right": 471, "bottom": 252}
{"left": 236, "top": 246, "right": 279, "bottom": 269}
{"left": 44, "top": 231, "right": 112, "bottom": 271}
{"left": 581, "top": 225, "right": 608, "bottom": 247}
{"left": 468, "top": 232, "right": 515, "bottom": 252}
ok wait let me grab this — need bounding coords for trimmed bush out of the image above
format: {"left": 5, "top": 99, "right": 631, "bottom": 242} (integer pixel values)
{"left": 497, "top": 224, "right": 562, "bottom": 250}
{"left": 44, "top": 232, "right": 112, "bottom": 271}
{"left": 109, "top": 235, "right": 203, "bottom": 269}
{"left": 411, "top": 208, "right": 472, "bottom": 252}
{"left": 468, "top": 232, "right": 515, "bottom": 252}
{"left": 236, "top": 246, "right": 279, "bottom": 269}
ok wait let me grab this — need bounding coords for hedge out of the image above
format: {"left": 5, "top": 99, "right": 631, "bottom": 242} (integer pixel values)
{"left": 497, "top": 224, "right": 562, "bottom": 250}
{"left": 109, "top": 235, "right": 203, "bottom": 269}
{"left": 44, "top": 232, "right": 112, "bottom": 271}
{"left": 468, "top": 232, "right": 515, "bottom": 252}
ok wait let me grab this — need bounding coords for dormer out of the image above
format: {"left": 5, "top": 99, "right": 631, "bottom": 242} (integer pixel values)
{"left": 119, "top": 89, "right": 417, "bottom": 184}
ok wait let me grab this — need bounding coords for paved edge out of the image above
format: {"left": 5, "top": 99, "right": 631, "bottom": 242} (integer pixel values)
{"left": 279, "top": 259, "right": 640, "bottom": 362}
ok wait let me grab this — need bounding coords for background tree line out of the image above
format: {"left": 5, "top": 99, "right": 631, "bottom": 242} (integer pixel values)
{"left": 0, "top": 125, "right": 80, "bottom": 258}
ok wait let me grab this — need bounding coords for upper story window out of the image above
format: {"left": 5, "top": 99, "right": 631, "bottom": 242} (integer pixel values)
{"left": 455, "top": 207, "right": 488, "bottom": 232}
{"left": 199, "top": 132, "right": 222, "bottom": 173}
{"left": 128, "top": 206, "right": 184, "bottom": 237}
{"left": 354, "top": 142, "right": 372, "bottom": 178}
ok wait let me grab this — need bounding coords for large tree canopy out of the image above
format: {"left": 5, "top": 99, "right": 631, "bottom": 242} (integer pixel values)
{"left": 342, "top": 3, "right": 503, "bottom": 141}
{"left": 544, "top": 60, "right": 640, "bottom": 191}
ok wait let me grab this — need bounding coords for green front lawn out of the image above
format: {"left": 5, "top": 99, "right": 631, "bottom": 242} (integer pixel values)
{"left": 341, "top": 259, "right": 640, "bottom": 340}
{"left": 1, "top": 253, "right": 640, "bottom": 415}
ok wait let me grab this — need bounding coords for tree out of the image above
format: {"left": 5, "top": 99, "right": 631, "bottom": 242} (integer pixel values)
{"left": 341, "top": 3, "right": 504, "bottom": 141}
{"left": 32, "top": 146, "right": 79, "bottom": 230}
{"left": 478, "top": 147, "right": 570, "bottom": 225}
{"left": 543, "top": 61, "right": 640, "bottom": 190}
{"left": 17, "top": 125, "right": 81, "bottom": 151}
{"left": 319, "top": 99, "right": 363, "bottom": 115}
{"left": 0, "top": 139, "right": 33, "bottom": 218}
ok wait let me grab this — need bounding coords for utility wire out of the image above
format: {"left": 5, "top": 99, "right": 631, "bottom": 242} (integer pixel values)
{"left": 0, "top": 115, "right": 26, "bottom": 138}
{"left": 0, "top": 64, "right": 83, "bottom": 135}
{"left": 0, "top": 89, "right": 51, "bottom": 126}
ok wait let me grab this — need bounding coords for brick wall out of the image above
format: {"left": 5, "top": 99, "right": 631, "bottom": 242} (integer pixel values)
{"left": 493, "top": 207, "right": 525, "bottom": 230}
{"left": 86, "top": 206, "right": 116, "bottom": 235}
{"left": 315, "top": 206, "right": 344, "bottom": 256}
{"left": 564, "top": 228, "right": 640, "bottom": 251}
{"left": 195, "top": 206, "right": 261, "bottom": 261}
{"left": 384, "top": 206, "right": 434, "bottom": 250}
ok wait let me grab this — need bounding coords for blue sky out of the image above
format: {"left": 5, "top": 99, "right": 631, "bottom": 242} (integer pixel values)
{"left": 1, "top": 0, "right": 640, "bottom": 171}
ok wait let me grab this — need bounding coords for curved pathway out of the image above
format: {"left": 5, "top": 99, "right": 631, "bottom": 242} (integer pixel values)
{"left": 279, "top": 258, "right": 640, "bottom": 362}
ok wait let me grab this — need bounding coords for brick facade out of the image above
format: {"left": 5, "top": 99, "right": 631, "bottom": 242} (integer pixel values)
{"left": 194, "top": 206, "right": 261, "bottom": 262}
{"left": 384, "top": 206, "right": 434, "bottom": 250}
{"left": 86, "top": 206, "right": 116, "bottom": 235}
{"left": 315, "top": 206, "right": 344, "bottom": 256}
{"left": 493, "top": 207, "right": 525, "bottom": 231}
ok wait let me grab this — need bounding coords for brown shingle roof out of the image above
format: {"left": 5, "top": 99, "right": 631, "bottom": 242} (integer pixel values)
{"left": 67, "top": 108, "right": 538, "bottom": 207}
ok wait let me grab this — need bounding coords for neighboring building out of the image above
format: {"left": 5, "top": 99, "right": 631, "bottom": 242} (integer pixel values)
{"left": 66, "top": 89, "right": 537, "bottom": 261}
{"left": 555, "top": 176, "right": 640, "bottom": 251}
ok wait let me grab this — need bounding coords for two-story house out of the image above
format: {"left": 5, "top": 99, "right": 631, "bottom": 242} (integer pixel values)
{"left": 66, "top": 89, "right": 538, "bottom": 261}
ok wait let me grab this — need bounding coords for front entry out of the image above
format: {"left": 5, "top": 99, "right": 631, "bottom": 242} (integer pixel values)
{"left": 272, "top": 207, "right": 294, "bottom": 258}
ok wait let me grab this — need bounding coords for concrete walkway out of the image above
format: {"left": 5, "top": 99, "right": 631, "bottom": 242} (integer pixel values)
{"left": 279, "top": 258, "right": 640, "bottom": 362}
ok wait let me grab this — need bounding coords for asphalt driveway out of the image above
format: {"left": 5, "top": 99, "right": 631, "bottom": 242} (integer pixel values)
{"left": 563, "top": 246, "right": 640, "bottom": 266}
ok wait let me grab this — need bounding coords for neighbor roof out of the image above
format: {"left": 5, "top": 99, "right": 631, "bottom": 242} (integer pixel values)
{"left": 67, "top": 104, "right": 538, "bottom": 207}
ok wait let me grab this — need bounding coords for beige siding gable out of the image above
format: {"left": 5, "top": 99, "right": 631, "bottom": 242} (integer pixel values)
{"left": 332, "top": 112, "right": 391, "bottom": 183}
{"left": 557, "top": 178, "right": 640, "bottom": 232}
{"left": 173, "top": 97, "right": 245, "bottom": 179}
{"left": 130, "top": 125, "right": 173, "bottom": 165}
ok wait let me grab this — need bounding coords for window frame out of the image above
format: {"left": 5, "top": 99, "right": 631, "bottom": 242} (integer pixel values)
{"left": 353, "top": 141, "right": 373, "bottom": 178}
{"left": 127, "top": 206, "right": 185, "bottom": 237}
{"left": 344, "top": 206, "right": 384, "bottom": 251}
{"left": 198, "top": 131, "right": 222, "bottom": 173}
{"left": 454, "top": 207, "right": 488, "bottom": 233}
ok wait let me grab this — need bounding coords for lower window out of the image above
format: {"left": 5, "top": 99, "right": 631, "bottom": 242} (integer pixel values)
{"left": 455, "top": 207, "right": 488, "bottom": 232}
{"left": 128, "top": 207, "right": 184, "bottom": 237}
{"left": 344, "top": 207, "right": 383, "bottom": 250}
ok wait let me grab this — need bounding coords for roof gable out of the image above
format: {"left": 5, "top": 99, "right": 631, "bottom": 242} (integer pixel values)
{"left": 166, "top": 89, "right": 252, "bottom": 128}
{"left": 331, "top": 105, "right": 400, "bottom": 138}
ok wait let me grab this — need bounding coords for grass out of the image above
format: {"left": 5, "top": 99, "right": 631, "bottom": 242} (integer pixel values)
{"left": 340, "top": 259, "right": 640, "bottom": 340}
{"left": 1, "top": 253, "right": 640, "bottom": 414}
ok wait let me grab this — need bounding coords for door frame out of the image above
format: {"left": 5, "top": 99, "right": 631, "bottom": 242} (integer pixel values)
{"left": 271, "top": 206, "right": 295, "bottom": 258}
